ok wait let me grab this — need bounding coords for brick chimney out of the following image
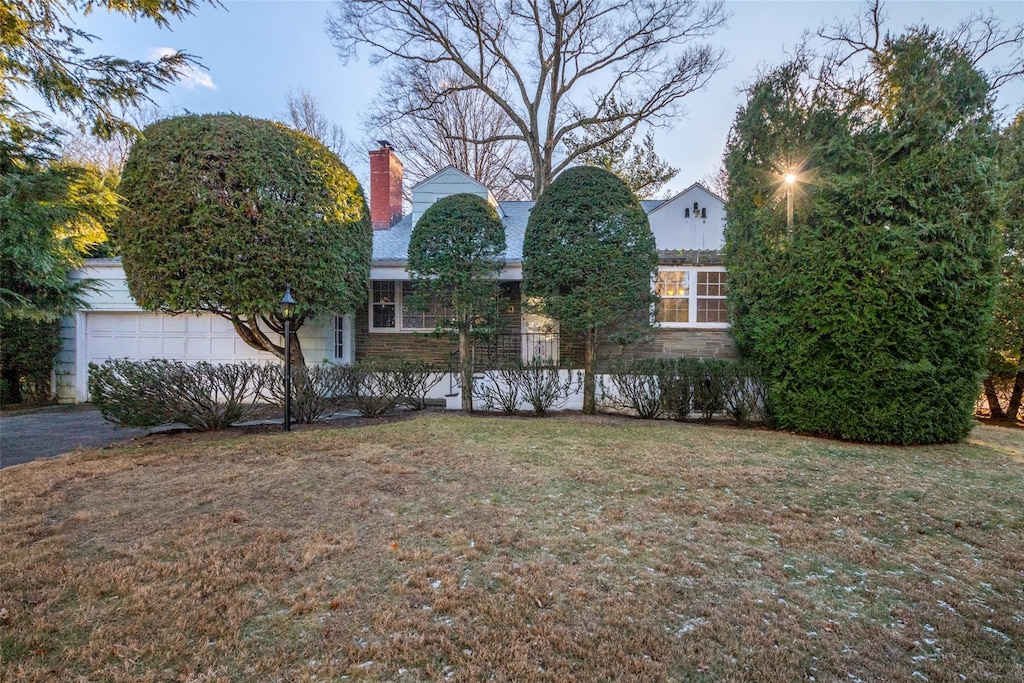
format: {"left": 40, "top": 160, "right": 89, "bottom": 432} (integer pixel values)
{"left": 369, "top": 141, "right": 403, "bottom": 230}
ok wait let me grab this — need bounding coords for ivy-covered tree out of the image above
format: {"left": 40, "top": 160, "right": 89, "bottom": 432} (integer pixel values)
{"left": 724, "top": 30, "right": 1001, "bottom": 444}
{"left": 115, "top": 114, "right": 372, "bottom": 366}
{"left": 408, "top": 193, "right": 506, "bottom": 412}
{"left": 983, "top": 111, "right": 1024, "bottom": 421}
{"left": 523, "top": 166, "right": 657, "bottom": 414}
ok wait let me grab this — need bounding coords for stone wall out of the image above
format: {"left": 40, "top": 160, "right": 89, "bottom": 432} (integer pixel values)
{"left": 599, "top": 328, "right": 739, "bottom": 363}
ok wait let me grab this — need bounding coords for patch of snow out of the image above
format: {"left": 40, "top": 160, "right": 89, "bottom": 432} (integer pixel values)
{"left": 982, "top": 626, "right": 1011, "bottom": 643}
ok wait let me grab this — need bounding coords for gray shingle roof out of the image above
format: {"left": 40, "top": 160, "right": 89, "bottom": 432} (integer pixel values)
{"left": 373, "top": 199, "right": 667, "bottom": 263}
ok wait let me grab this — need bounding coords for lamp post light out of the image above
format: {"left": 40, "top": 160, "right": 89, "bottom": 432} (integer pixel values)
{"left": 782, "top": 174, "right": 798, "bottom": 229}
{"left": 279, "top": 285, "right": 296, "bottom": 432}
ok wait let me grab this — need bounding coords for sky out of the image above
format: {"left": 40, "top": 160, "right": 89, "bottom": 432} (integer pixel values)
{"left": 66, "top": 0, "right": 1024, "bottom": 197}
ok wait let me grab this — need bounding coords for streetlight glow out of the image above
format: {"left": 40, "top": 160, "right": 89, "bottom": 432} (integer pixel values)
{"left": 784, "top": 173, "right": 797, "bottom": 185}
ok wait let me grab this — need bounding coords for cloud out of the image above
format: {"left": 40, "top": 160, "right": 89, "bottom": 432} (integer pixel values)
{"left": 149, "top": 47, "right": 216, "bottom": 90}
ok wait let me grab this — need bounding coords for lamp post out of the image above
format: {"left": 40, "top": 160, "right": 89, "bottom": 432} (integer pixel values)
{"left": 279, "top": 285, "right": 296, "bottom": 432}
{"left": 784, "top": 173, "right": 796, "bottom": 229}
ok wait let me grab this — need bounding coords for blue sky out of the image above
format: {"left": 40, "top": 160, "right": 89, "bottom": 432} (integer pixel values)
{"left": 71, "top": 0, "right": 1024, "bottom": 195}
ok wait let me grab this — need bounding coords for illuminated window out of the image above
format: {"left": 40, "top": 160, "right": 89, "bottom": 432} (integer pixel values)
{"left": 655, "top": 270, "right": 690, "bottom": 323}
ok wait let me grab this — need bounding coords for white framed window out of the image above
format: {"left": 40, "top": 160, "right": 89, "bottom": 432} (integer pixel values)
{"left": 369, "top": 280, "right": 449, "bottom": 332}
{"left": 654, "top": 267, "right": 729, "bottom": 328}
{"left": 696, "top": 271, "right": 728, "bottom": 323}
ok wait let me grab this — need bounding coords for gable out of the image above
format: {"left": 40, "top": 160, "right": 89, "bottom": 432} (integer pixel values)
{"left": 410, "top": 166, "right": 499, "bottom": 227}
{"left": 647, "top": 183, "right": 725, "bottom": 251}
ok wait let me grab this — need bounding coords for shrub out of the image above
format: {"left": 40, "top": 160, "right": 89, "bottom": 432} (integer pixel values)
{"left": 88, "top": 359, "right": 268, "bottom": 430}
{"left": 600, "top": 359, "right": 668, "bottom": 419}
{"left": 167, "top": 361, "right": 267, "bottom": 430}
{"left": 340, "top": 360, "right": 401, "bottom": 417}
{"left": 473, "top": 359, "right": 581, "bottom": 415}
{"left": 596, "top": 357, "right": 767, "bottom": 424}
{"left": 261, "top": 363, "right": 347, "bottom": 424}
{"left": 88, "top": 359, "right": 177, "bottom": 428}
{"left": 1, "top": 318, "right": 62, "bottom": 405}
{"left": 389, "top": 359, "right": 443, "bottom": 410}
{"left": 474, "top": 365, "right": 522, "bottom": 414}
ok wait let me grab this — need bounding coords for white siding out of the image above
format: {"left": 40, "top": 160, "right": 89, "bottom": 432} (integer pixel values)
{"left": 409, "top": 167, "right": 498, "bottom": 227}
{"left": 648, "top": 184, "right": 726, "bottom": 251}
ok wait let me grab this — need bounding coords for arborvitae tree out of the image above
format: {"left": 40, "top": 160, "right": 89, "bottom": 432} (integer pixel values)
{"left": 984, "top": 112, "right": 1024, "bottom": 421}
{"left": 724, "top": 31, "right": 1001, "bottom": 444}
{"left": 115, "top": 114, "right": 372, "bottom": 366}
{"left": 408, "top": 193, "right": 506, "bottom": 412}
{"left": 523, "top": 166, "right": 657, "bottom": 414}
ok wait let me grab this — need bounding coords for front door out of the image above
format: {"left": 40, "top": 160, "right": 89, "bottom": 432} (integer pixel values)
{"left": 521, "top": 301, "right": 559, "bottom": 364}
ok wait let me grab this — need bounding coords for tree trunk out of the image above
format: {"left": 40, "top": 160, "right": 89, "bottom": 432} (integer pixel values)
{"left": 1, "top": 364, "right": 21, "bottom": 405}
{"left": 1007, "top": 370, "right": 1024, "bottom": 421}
{"left": 982, "top": 376, "right": 1006, "bottom": 419}
{"left": 582, "top": 333, "right": 596, "bottom": 415}
{"left": 459, "top": 327, "right": 473, "bottom": 413}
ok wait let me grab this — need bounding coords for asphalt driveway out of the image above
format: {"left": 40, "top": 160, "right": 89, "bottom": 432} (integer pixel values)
{"left": 0, "top": 405, "right": 145, "bottom": 469}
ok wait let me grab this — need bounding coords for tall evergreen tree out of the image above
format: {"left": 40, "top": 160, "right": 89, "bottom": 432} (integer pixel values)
{"left": 408, "top": 194, "right": 506, "bottom": 412}
{"left": 724, "top": 30, "right": 1001, "bottom": 444}
{"left": 523, "top": 167, "right": 657, "bottom": 414}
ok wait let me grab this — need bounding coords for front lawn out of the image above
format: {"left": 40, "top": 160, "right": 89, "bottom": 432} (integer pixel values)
{"left": 1, "top": 414, "right": 1022, "bottom": 681}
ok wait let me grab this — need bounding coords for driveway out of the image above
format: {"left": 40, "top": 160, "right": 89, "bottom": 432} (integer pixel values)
{"left": 0, "top": 405, "right": 145, "bottom": 469}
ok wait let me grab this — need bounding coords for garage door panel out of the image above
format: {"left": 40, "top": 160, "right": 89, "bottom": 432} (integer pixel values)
{"left": 187, "top": 316, "right": 211, "bottom": 333}
{"left": 161, "top": 337, "right": 185, "bottom": 357}
{"left": 138, "top": 316, "right": 162, "bottom": 333}
{"left": 86, "top": 312, "right": 281, "bottom": 368}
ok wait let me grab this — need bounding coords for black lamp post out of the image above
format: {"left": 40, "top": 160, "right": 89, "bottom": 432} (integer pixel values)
{"left": 279, "top": 285, "right": 296, "bottom": 432}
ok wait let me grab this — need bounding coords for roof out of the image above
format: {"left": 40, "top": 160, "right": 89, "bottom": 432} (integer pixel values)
{"left": 646, "top": 182, "right": 724, "bottom": 217}
{"left": 373, "top": 198, "right": 668, "bottom": 263}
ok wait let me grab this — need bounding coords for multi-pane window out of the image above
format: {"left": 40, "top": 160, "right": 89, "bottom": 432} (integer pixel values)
{"left": 400, "top": 282, "right": 448, "bottom": 330}
{"left": 371, "top": 281, "right": 396, "bottom": 329}
{"left": 654, "top": 268, "right": 729, "bottom": 326}
{"left": 696, "top": 271, "right": 729, "bottom": 323}
{"left": 655, "top": 270, "right": 690, "bottom": 323}
{"left": 369, "top": 281, "right": 449, "bottom": 332}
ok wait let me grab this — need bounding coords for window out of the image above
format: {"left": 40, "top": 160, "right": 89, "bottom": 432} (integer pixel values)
{"left": 334, "top": 316, "right": 345, "bottom": 359}
{"left": 371, "top": 281, "right": 396, "bottom": 328}
{"left": 369, "top": 280, "right": 450, "bottom": 332}
{"left": 655, "top": 270, "right": 689, "bottom": 323}
{"left": 654, "top": 268, "right": 729, "bottom": 327}
{"left": 696, "top": 271, "right": 728, "bottom": 323}
{"left": 400, "top": 282, "right": 447, "bottom": 330}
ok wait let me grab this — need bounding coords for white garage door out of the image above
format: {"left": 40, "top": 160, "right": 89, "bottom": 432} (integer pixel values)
{"left": 85, "top": 312, "right": 277, "bottom": 365}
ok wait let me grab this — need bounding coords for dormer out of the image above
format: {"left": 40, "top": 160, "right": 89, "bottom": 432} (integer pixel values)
{"left": 410, "top": 166, "right": 499, "bottom": 227}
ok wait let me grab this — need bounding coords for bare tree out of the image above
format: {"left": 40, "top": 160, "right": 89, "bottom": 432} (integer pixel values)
{"left": 328, "top": 0, "right": 728, "bottom": 198}
{"left": 369, "top": 66, "right": 531, "bottom": 199}
{"left": 815, "top": 0, "right": 1023, "bottom": 107}
{"left": 60, "top": 103, "right": 166, "bottom": 173}
{"left": 284, "top": 88, "right": 352, "bottom": 164}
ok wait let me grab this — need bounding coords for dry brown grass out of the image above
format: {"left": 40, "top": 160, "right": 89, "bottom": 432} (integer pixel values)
{"left": 2, "top": 413, "right": 1022, "bottom": 682}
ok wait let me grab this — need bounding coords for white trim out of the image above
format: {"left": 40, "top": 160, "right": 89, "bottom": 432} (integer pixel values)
{"left": 75, "top": 312, "right": 89, "bottom": 402}
{"left": 654, "top": 265, "right": 731, "bottom": 330}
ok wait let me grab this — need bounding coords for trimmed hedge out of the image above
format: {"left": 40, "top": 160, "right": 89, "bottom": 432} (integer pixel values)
{"left": 600, "top": 358, "right": 768, "bottom": 424}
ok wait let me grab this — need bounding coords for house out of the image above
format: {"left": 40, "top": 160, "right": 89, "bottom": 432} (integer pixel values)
{"left": 56, "top": 144, "right": 736, "bottom": 403}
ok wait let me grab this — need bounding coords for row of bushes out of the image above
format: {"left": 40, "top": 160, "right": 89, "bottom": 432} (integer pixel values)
{"left": 87, "top": 358, "right": 441, "bottom": 430}
{"left": 88, "top": 356, "right": 766, "bottom": 431}
{"left": 473, "top": 359, "right": 583, "bottom": 415}
{"left": 599, "top": 358, "right": 768, "bottom": 424}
